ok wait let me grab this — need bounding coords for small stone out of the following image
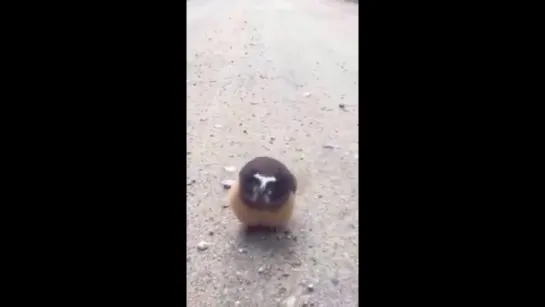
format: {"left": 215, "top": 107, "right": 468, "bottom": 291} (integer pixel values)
{"left": 323, "top": 144, "right": 339, "bottom": 149}
{"left": 224, "top": 166, "right": 237, "bottom": 172}
{"left": 307, "top": 284, "right": 314, "bottom": 292}
{"left": 221, "top": 179, "right": 235, "bottom": 189}
{"left": 235, "top": 301, "right": 241, "bottom": 306}
{"left": 290, "top": 260, "right": 302, "bottom": 267}
{"left": 303, "top": 92, "right": 311, "bottom": 97}
{"left": 258, "top": 266, "right": 265, "bottom": 273}
{"left": 331, "top": 278, "right": 340, "bottom": 285}
{"left": 214, "top": 124, "right": 223, "bottom": 128}
{"left": 208, "top": 231, "right": 214, "bottom": 236}
{"left": 187, "top": 179, "right": 196, "bottom": 186}
{"left": 197, "top": 241, "right": 210, "bottom": 251}
{"left": 238, "top": 248, "right": 247, "bottom": 253}
{"left": 339, "top": 103, "right": 346, "bottom": 109}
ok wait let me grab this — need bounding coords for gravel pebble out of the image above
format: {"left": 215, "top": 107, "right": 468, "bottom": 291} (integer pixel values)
{"left": 323, "top": 144, "right": 340, "bottom": 149}
{"left": 291, "top": 260, "right": 302, "bottom": 267}
{"left": 224, "top": 166, "right": 237, "bottom": 172}
{"left": 197, "top": 241, "right": 210, "bottom": 251}
{"left": 221, "top": 179, "right": 235, "bottom": 189}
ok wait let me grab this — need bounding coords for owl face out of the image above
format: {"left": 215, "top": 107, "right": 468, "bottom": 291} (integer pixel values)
{"left": 238, "top": 157, "right": 296, "bottom": 209}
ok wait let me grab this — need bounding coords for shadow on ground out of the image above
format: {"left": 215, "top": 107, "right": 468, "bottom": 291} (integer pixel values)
{"left": 236, "top": 227, "right": 298, "bottom": 254}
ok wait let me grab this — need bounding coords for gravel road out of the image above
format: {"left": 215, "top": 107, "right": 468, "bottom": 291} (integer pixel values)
{"left": 187, "top": 0, "right": 359, "bottom": 306}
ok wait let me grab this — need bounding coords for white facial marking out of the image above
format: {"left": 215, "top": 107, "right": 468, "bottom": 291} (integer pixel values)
{"left": 253, "top": 173, "right": 276, "bottom": 191}
{"left": 250, "top": 185, "right": 259, "bottom": 202}
{"left": 263, "top": 189, "right": 272, "bottom": 203}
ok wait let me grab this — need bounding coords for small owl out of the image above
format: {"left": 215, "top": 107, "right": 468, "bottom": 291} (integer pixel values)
{"left": 227, "top": 156, "right": 297, "bottom": 229}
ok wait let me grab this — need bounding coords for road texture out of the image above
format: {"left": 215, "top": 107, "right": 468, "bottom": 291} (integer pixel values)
{"left": 186, "top": 0, "right": 359, "bottom": 306}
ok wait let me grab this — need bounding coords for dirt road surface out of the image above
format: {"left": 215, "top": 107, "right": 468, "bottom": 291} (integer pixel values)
{"left": 187, "top": 0, "right": 359, "bottom": 306}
